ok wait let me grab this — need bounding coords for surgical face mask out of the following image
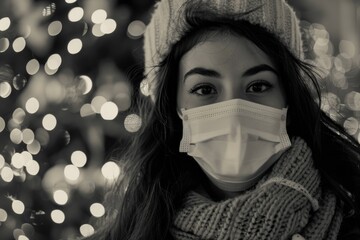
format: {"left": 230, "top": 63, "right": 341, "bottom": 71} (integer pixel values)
{"left": 179, "top": 98, "right": 291, "bottom": 192}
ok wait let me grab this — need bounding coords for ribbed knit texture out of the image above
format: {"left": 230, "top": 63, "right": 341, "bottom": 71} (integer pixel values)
{"left": 143, "top": 0, "right": 303, "bottom": 97}
{"left": 171, "top": 137, "right": 343, "bottom": 240}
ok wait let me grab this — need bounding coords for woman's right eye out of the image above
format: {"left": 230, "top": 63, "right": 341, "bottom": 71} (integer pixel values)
{"left": 189, "top": 84, "right": 217, "bottom": 96}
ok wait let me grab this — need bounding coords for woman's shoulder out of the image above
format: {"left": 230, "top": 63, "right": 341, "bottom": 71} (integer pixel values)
{"left": 338, "top": 215, "right": 360, "bottom": 240}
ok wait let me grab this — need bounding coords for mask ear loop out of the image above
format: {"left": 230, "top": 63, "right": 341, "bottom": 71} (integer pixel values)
{"left": 177, "top": 108, "right": 183, "bottom": 120}
{"left": 178, "top": 108, "right": 191, "bottom": 152}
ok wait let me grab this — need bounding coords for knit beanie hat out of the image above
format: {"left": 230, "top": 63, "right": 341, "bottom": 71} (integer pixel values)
{"left": 142, "top": 0, "right": 303, "bottom": 98}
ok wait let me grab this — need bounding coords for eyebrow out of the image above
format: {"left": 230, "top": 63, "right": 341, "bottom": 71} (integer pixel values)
{"left": 183, "top": 64, "right": 278, "bottom": 82}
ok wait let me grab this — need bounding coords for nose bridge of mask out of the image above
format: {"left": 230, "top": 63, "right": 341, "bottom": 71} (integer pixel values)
{"left": 179, "top": 99, "right": 289, "bottom": 153}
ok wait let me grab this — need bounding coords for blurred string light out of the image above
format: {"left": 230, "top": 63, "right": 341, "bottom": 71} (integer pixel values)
{"left": 92, "top": 23, "right": 104, "bottom": 37}
{"left": 68, "top": 7, "right": 84, "bottom": 22}
{"left": 46, "top": 53, "right": 62, "bottom": 73}
{"left": 0, "top": 17, "right": 11, "bottom": 31}
{"left": 53, "top": 190, "right": 69, "bottom": 205}
{"left": 12, "top": 37, "right": 26, "bottom": 53}
{"left": 25, "top": 97, "right": 40, "bottom": 114}
{"left": 80, "top": 224, "right": 94, "bottom": 237}
{"left": 26, "top": 59, "right": 40, "bottom": 75}
{"left": 124, "top": 114, "right": 142, "bottom": 133}
{"left": 67, "top": 38, "right": 82, "bottom": 54}
{"left": 21, "top": 223, "right": 34, "bottom": 238}
{"left": 22, "top": 129, "right": 35, "bottom": 144}
{"left": 42, "top": 114, "right": 57, "bottom": 131}
{"left": 11, "top": 152, "right": 25, "bottom": 169}
{"left": 71, "top": 150, "right": 87, "bottom": 168}
{"left": 48, "top": 21, "right": 62, "bottom": 36}
{"left": 51, "top": 209, "right": 65, "bottom": 224}
{"left": 0, "top": 37, "right": 10, "bottom": 52}
{"left": 100, "top": 101, "right": 118, "bottom": 120}
{"left": 90, "top": 203, "right": 105, "bottom": 217}
{"left": 91, "top": 9, "right": 107, "bottom": 24}
{"left": 127, "top": 20, "right": 146, "bottom": 39}
{"left": 42, "top": 3, "right": 56, "bottom": 17}
{"left": 65, "top": 0, "right": 77, "bottom": 4}
{"left": 13, "top": 74, "right": 27, "bottom": 90}
{"left": 0, "top": 82, "right": 12, "bottom": 98}
{"left": 35, "top": 128, "right": 50, "bottom": 146}
{"left": 101, "top": 161, "right": 120, "bottom": 180}
{"left": 339, "top": 40, "right": 356, "bottom": 59}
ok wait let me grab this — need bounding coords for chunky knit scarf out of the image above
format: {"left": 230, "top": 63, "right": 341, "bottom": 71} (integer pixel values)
{"left": 172, "top": 137, "right": 343, "bottom": 240}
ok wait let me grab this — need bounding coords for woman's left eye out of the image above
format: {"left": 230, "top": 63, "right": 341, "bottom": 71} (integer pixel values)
{"left": 246, "top": 80, "right": 273, "bottom": 93}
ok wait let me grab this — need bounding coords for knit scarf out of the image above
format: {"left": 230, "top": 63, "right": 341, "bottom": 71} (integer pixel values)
{"left": 172, "top": 137, "right": 343, "bottom": 240}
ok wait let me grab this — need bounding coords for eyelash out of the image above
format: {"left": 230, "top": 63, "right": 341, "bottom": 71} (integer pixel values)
{"left": 189, "top": 83, "right": 217, "bottom": 96}
{"left": 246, "top": 80, "right": 273, "bottom": 93}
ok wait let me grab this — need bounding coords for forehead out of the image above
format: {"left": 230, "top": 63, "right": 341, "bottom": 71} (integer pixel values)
{"left": 179, "top": 33, "right": 275, "bottom": 73}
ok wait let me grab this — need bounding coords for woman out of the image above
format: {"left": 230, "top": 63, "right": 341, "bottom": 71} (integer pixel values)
{"left": 86, "top": 0, "right": 360, "bottom": 239}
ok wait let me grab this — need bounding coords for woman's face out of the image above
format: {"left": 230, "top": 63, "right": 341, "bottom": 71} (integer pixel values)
{"left": 177, "top": 33, "right": 287, "bottom": 110}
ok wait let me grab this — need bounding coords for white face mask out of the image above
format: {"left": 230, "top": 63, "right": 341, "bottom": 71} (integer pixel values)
{"left": 179, "top": 99, "right": 291, "bottom": 192}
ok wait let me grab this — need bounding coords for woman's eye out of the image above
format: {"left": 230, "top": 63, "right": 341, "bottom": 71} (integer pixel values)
{"left": 246, "top": 81, "right": 272, "bottom": 93}
{"left": 190, "top": 85, "right": 217, "bottom": 96}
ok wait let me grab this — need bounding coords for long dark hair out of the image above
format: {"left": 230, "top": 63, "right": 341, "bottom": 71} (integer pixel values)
{"left": 85, "top": 4, "right": 360, "bottom": 240}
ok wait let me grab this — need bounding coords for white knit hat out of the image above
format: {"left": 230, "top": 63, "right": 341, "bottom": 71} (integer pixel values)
{"left": 142, "top": 0, "right": 303, "bottom": 98}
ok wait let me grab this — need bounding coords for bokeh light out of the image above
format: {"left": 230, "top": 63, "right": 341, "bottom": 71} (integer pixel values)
{"left": 345, "top": 91, "right": 360, "bottom": 111}
{"left": 42, "top": 114, "right": 57, "bottom": 131}
{"left": 12, "top": 200, "right": 25, "bottom": 215}
{"left": 1, "top": 166, "right": 14, "bottom": 182}
{"left": 10, "top": 128, "right": 23, "bottom": 144}
{"left": 18, "top": 235, "right": 29, "bottom": 240}
{"left": 42, "top": 3, "right": 56, "bottom": 17}
{"left": 91, "top": 96, "right": 107, "bottom": 113}
{"left": 124, "top": 114, "right": 142, "bottom": 133}
{"left": 12, "top": 37, "right": 26, "bottom": 52}
{"left": 344, "top": 117, "right": 359, "bottom": 136}
{"left": 22, "top": 129, "right": 35, "bottom": 144}
{"left": 90, "top": 203, "right": 105, "bottom": 217}
{"left": 47, "top": 53, "right": 62, "bottom": 70}
{"left": 21, "top": 223, "right": 35, "bottom": 238}
{"left": 0, "top": 38, "right": 10, "bottom": 52}
{"left": 13, "top": 108, "right": 26, "bottom": 124}
{"left": 100, "top": 101, "right": 118, "bottom": 120}
{"left": 0, "top": 17, "right": 11, "bottom": 31}
{"left": 71, "top": 150, "right": 87, "bottom": 168}
{"left": 51, "top": 209, "right": 65, "bottom": 224}
{"left": 25, "top": 97, "right": 40, "bottom": 114}
{"left": 26, "top": 140, "right": 41, "bottom": 155}
{"left": 65, "top": 0, "right": 77, "bottom": 4}
{"left": 339, "top": 40, "right": 356, "bottom": 59}
{"left": 25, "top": 160, "right": 40, "bottom": 176}
{"left": 77, "top": 75, "right": 93, "bottom": 95}
{"left": 80, "top": 224, "right": 94, "bottom": 237}
{"left": 11, "top": 152, "right": 25, "bottom": 169}
{"left": 0, "top": 82, "right": 12, "bottom": 98}
{"left": 0, "top": 208, "right": 8, "bottom": 222}
{"left": 0, "top": 117, "right": 5, "bottom": 132}
{"left": 101, "top": 161, "right": 120, "bottom": 180}
{"left": 0, "top": 154, "right": 5, "bottom": 169}
{"left": 64, "top": 164, "right": 80, "bottom": 181}
{"left": 26, "top": 59, "right": 40, "bottom": 75}
{"left": 13, "top": 74, "right": 27, "bottom": 90}
{"left": 91, "top": 9, "right": 107, "bottom": 24}
{"left": 80, "top": 103, "right": 95, "bottom": 117}
{"left": 53, "top": 190, "right": 69, "bottom": 205}
{"left": 67, "top": 38, "right": 82, "bottom": 54}
{"left": 68, "top": 7, "right": 84, "bottom": 22}
{"left": 100, "top": 19, "right": 117, "bottom": 34}
{"left": 92, "top": 24, "right": 104, "bottom": 37}
{"left": 127, "top": 20, "right": 146, "bottom": 39}
{"left": 48, "top": 21, "right": 62, "bottom": 36}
